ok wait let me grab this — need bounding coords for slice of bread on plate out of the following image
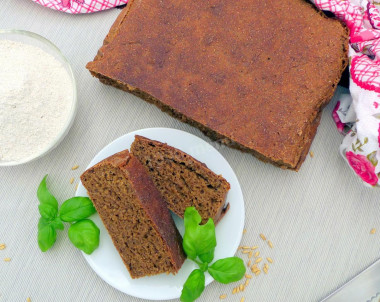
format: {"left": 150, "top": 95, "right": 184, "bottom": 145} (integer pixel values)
{"left": 131, "top": 135, "right": 230, "bottom": 224}
{"left": 80, "top": 149, "right": 186, "bottom": 278}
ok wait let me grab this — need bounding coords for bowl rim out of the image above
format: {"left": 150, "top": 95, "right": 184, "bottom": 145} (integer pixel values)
{"left": 0, "top": 29, "right": 78, "bottom": 167}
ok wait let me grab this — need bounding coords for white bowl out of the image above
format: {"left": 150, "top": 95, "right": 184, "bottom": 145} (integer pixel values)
{"left": 0, "top": 29, "right": 77, "bottom": 166}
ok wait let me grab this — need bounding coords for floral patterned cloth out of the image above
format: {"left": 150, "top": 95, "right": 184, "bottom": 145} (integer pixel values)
{"left": 32, "top": 0, "right": 128, "bottom": 14}
{"left": 312, "top": 0, "right": 380, "bottom": 187}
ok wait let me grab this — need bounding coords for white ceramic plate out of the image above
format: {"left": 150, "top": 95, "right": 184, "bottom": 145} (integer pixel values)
{"left": 76, "top": 128, "right": 245, "bottom": 300}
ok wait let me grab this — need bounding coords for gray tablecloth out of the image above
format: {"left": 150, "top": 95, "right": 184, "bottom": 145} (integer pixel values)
{"left": 1, "top": 1, "right": 379, "bottom": 301}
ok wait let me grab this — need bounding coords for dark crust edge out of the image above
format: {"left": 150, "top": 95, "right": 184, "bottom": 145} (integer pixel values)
{"left": 123, "top": 155, "right": 186, "bottom": 273}
{"left": 86, "top": 0, "right": 349, "bottom": 171}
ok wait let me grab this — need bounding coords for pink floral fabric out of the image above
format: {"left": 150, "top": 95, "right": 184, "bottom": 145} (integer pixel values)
{"left": 312, "top": 0, "right": 380, "bottom": 187}
{"left": 332, "top": 101, "right": 345, "bottom": 134}
{"left": 346, "top": 151, "right": 379, "bottom": 186}
{"left": 32, "top": 0, "right": 128, "bottom": 14}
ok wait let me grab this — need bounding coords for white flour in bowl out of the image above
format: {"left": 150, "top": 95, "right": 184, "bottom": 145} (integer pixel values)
{"left": 0, "top": 40, "right": 73, "bottom": 163}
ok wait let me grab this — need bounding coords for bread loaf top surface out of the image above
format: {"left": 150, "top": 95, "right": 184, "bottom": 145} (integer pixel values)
{"left": 87, "top": 0, "right": 348, "bottom": 169}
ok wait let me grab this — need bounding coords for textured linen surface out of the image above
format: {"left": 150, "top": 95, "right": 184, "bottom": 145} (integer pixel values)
{"left": 312, "top": 0, "right": 380, "bottom": 187}
{"left": 32, "top": 0, "right": 128, "bottom": 14}
{"left": 0, "top": 1, "right": 380, "bottom": 302}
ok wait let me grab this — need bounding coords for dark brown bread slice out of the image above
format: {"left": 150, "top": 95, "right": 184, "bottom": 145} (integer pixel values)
{"left": 80, "top": 149, "right": 186, "bottom": 279}
{"left": 86, "top": 0, "right": 349, "bottom": 170}
{"left": 131, "top": 135, "right": 230, "bottom": 224}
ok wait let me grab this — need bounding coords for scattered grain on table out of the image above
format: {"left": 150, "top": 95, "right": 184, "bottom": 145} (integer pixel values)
{"left": 310, "top": 151, "right": 314, "bottom": 158}
{"left": 0, "top": 244, "right": 5, "bottom": 250}
{"left": 243, "top": 229, "right": 247, "bottom": 234}
{"left": 370, "top": 228, "right": 376, "bottom": 234}
{"left": 268, "top": 240, "right": 274, "bottom": 248}
{"left": 235, "top": 233, "right": 276, "bottom": 295}
{"left": 240, "top": 297, "right": 245, "bottom": 302}
{"left": 219, "top": 294, "right": 227, "bottom": 299}
{"left": 263, "top": 263, "right": 269, "bottom": 274}
{"left": 251, "top": 264, "right": 260, "bottom": 274}
{"left": 3, "top": 258, "right": 11, "bottom": 262}
{"left": 69, "top": 177, "right": 74, "bottom": 184}
{"left": 75, "top": 183, "right": 79, "bottom": 191}
{"left": 26, "top": 298, "right": 31, "bottom": 302}
{"left": 71, "top": 165, "right": 79, "bottom": 170}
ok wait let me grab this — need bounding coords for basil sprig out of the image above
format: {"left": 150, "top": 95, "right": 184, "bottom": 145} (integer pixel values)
{"left": 37, "top": 175, "right": 99, "bottom": 254}
{"left": 68, "top": 219, "right": 100, "bottom": 255}
{"left": 38, "top": 217, "right": 58, "bottom": 252}
{"left": 37, "top": 175, "right": 59, "bottom": 220}
{"left": 59, "top": 197, "right": 96, "bottom": 222}
{"left": 183, "top": 207, "right": 216, "bottom": 262}
{"left": 208, "top": 257, "right": 246, "bottom": 284}
{"left": 181, "top": 269, "right": 205, "bottom": 302}
{"left": 180, "top": 207, "right": 246, "bottom": 302}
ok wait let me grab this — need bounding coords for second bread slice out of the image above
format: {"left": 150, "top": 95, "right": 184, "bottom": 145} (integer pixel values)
{"left": 131, "top": 135, "right": 230, "bottom": 224}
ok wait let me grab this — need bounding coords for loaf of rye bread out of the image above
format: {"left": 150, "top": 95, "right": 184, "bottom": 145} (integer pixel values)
{"left": 80, "top": 150, "right": 186, "bottom": 278}
{"left": 131, "top": 135, "right": 230, "bottom": 224}
{"left": 86, "top": 0, "right": 349, "bottom": 170}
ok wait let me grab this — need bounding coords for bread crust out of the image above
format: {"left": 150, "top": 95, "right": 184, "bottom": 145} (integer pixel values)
{"left": 86, "top": 0, "right": 349, "bottom": 170}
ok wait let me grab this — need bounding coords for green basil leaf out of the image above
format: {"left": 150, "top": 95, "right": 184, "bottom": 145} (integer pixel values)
{"left": 38, "top": 203, "right": 57, "bottom": 220}
{"left": 198, "top": 249, "right": 214, "bottom": 264}
{"left": 51, "top": 217, "right": 64, "bottom": 230}
{"left": 59, "top": 197, "right": 96, "bottom": 222}
{"left": 37, "top": 175, "right": 58, "bottom": 217}
{"left": 38, "top": 217, "right": 57, "bottom": 252}
{"left": 184, "top": 207, "right": 202, "bottom": 229}
{"left": 180, "top": 269, "right": 205, "bottom": 302}
{"left": 183, "top": 208, "right": 216, "bottom": 260}
{"left": 208, "top": 257, "right": 246, "bottom": 284}
{"left": 68, "top": 219, "right": 100, "bottom": 255}
{"left": 198, "top": 262, "right": 208, "bottom": 272}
